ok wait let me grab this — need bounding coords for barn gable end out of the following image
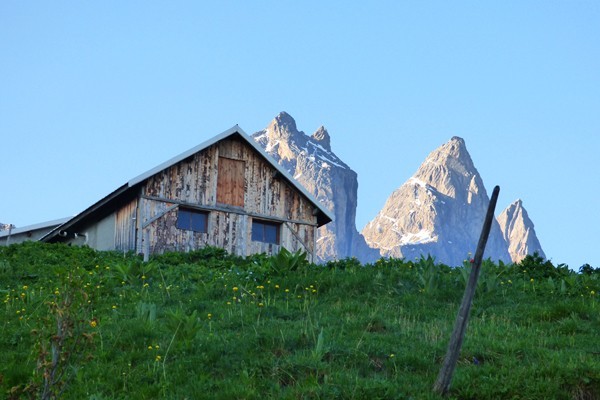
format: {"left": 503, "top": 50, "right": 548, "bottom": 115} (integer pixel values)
{"left": 41, "top": 127, "right": 332, "bottom": 262}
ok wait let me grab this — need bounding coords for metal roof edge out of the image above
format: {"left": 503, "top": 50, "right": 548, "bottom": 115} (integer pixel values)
{"left": 0, "top": 217, "right": 72, "bottom": 238}
{"left": 127, "top": 125, "right": 242, "bottom": 187}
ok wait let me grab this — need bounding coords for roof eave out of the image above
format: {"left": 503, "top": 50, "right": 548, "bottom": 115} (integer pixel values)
{"left": 40, "top": 183, "right": 132, "bottom": 242}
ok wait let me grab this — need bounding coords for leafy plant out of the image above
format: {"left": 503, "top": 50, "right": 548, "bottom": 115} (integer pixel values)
{"left": 270, "top": 248, "right": 308, "bottom": 274}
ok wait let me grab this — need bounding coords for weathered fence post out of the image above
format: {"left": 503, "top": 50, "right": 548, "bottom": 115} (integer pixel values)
{"left": 433, "top": 185, "right": 500, "bottom": 396}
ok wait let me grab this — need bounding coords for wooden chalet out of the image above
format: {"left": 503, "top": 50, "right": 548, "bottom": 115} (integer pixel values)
{"left": 40, "top": 126, "right": 333, "bottom": 261}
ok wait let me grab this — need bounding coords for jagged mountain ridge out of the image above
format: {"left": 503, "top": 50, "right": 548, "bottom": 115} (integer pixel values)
{"left": 361, "top": 136, "right": 543, "bottom": 266}
{"left": 497, "top": 199, "right": 546, "bottom": 262}
{"left": 252, "top": 113, "right": 544, "bottom": 265}
{"left": 253, "top": 112, "right": 378, "bottom": 262}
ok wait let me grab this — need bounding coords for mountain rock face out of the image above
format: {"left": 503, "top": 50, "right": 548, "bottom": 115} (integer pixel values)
{"left": 497, "top": 199, "right": 545, "bottom": 262}
{"left": 253, "top": 112, "right": 379, "bottom": 263}
{"left": 361, "top": 136, "right": 512, "bottom": 266}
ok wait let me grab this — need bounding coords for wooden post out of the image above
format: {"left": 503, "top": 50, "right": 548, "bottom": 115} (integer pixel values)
{"left": 433, "top": 185, "right": 500, "bottom": 396}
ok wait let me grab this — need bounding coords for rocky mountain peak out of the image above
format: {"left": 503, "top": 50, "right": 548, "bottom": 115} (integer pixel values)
{"left": 253, "top": 113, "right": 378, "bottom": 263}
{"left": 256, "top": 112, "right": 307, "bottom": 171}
{"left": 271, "top": 111, "right": 298, "bottom": 134}
{"left": 311, "top": 126, "right": 332, "bottom": 152}
{"left": 415, "top": 136, "right": 482, "bottom": 202}
{"left": 497, "top": 199, "right": 545, "bottom": 262}
{"left": 362, "top": 136, "right": 511, "bottom": 266}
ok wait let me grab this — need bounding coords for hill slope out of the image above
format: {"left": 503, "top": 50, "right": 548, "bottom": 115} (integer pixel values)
{"left": 1, "top": 242, "right": 598, "bottom": 399}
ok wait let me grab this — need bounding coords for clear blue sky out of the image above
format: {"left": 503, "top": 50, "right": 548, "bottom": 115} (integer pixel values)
{"left": 2, "top": 2, "right": 599, "bottom": 269}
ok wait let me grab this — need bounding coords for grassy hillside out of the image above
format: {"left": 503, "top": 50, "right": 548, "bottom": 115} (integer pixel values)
{"left": 1, "top": 242, "right": 599, "bottom": 399}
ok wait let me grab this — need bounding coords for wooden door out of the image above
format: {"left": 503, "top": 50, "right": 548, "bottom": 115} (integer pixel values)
{"left": 217, "top": 157, "right": 245, "bottom": 207}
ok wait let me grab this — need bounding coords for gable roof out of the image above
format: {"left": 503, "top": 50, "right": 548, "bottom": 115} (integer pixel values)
{"left": 41, "top": 126, "right": 333, "bottom": 242}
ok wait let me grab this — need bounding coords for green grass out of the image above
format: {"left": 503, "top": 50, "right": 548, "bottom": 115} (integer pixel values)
{"left": 1, "top": 242, "right": 599, "bottom": 399}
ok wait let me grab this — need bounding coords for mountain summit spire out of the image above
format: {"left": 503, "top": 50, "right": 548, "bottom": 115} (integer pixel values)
{"left": 253, "top": 112, "right": 377, "bottom": 262}
{"left": 311, "top": 126, "right": 331, "bottom": 152}
{"left": 497, "top": 199, "right": 545, "bottom": 262}
{"left": 362, "top": 136, "right": 511, "bottom": 265}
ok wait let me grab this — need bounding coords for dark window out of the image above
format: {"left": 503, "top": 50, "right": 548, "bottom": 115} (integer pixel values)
{"left": 252, "top": 219, "right": 280, "bottom": 244}
{"left": 177, "top": 208, "right": 208, "bottom": 233}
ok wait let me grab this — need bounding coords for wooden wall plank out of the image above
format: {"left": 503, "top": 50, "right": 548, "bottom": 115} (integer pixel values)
{"left": 115, "top": 198, "right": 138, "bottom": 252}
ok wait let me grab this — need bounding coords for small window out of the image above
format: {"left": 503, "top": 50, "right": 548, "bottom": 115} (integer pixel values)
{"left": 177, "top": 208, "right": 208, "bottom": 233}
{"left": 252, "top": 219, "right": 280, "bottom": 244}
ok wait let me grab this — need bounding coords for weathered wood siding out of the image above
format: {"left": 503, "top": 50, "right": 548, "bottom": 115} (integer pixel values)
{"left": 134, "top": 136, "right": 318, "bottom": 259}
{"left": 115, "top": 198, "right": 138, "bottom": 252}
